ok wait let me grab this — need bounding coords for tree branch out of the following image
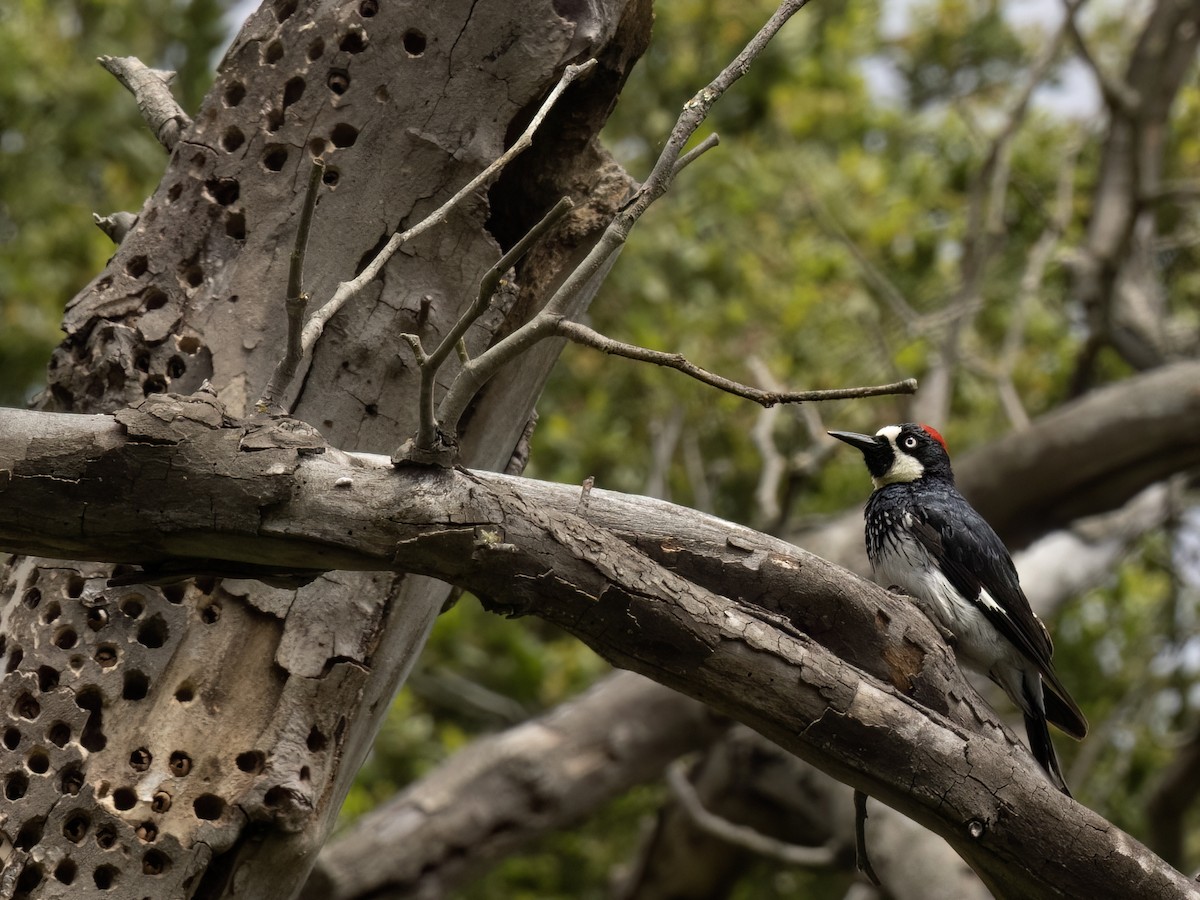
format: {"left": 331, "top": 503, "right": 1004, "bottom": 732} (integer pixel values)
{"left": 259, "top": 160, "right": 327, "bottom": 413}
{"left": 552, "top": 317, "right": 918, "bottom": 406}
{"left": 0, "top": 396, "right": 1197, "bottom": 897}
{"left": 98, "top": 55, "right": 192, "bottom": 150}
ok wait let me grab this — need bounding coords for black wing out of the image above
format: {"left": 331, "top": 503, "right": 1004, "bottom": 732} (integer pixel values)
{"left": 909, "top": 486, "right": 1087, "bottom": 739}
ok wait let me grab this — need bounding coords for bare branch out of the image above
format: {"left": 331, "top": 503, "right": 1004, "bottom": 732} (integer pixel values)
{"left": 436, "top": 0, "right": 814, "bottom": 442}
{"left": 259, "top": 161, "right": 327, "bottom": 412}
{"left": 553, "top": 317, "right": 918, "bottom": 406}
{"left": 98, "top": 55, "right": 191, "bottom": 150}
{"left": 666, "top": 761, "right": 838, "bottom": 868}
{"left": 289, "top": 59, "right": 597, "bottom": 410}
{"left": 1061, "top": 0, "right": 1141, "bottom": 116}
{"left": 672, "top": 133, "right": 721, "bottom": 177}
{"left": 92, "top": 211, "right": 138, "bottom": 245}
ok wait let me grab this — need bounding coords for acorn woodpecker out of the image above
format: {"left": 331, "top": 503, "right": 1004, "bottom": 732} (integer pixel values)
{"left": 829, "top": 423, "right": 1087, "bottom": 795}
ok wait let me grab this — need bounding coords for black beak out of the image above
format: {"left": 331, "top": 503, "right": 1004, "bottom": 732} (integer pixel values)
{"left": 827, "top": 430, "right": 880, "bottom": 453}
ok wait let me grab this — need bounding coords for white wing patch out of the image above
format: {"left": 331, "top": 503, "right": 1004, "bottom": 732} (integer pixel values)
{"left": 871, "top": 425, "right": 925, "bottom": 487}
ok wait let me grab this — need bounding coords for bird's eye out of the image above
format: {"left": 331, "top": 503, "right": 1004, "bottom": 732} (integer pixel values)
{"left": 902, "top": 436, "right": 918, "bottom": 449}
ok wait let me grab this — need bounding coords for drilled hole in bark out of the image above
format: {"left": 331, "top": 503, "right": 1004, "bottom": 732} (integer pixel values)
{"left": 168, "top": 182, "right": 184, "bottom": 201}
{"left": 61, "top": 765, "right": 83, "bottom": 796}
{"left": 41, "top": 601, "right": 60, "bottom": 623}
{"left": 283, "top": 77, "right": 306, "bottom": 108}
{"left": 67, "top": 575, "right": 86, "bottom": 598}
{"left": 263, "top": 40, "right": 284, "bottom": 64}
{"left": 142, "top": 849, "right": 170, "bottom": 876}
{"left": 26, "top": 749, "right": 49, "bottom": 774}
{"left": 134, "top": 351, "right": 151, "bottom": 373}
{"left": 299, "top": 765, "right": 310, "bottom": 781}
{"left": 95, "top": 826, "right": 116, "bottom": 849}
{"left": 306, "top": 726, "right": 327, "bottom": 752}
{"left": 169, "top": 751, "right": 192, "bottom": 777}
{"left": 185, "top": 265, "right": 205, "bottom": 287}
{"left": 263, "top": 145, "right": 288, "bottom": 171}
{"left": 63, "top": 812, "right": 90, "bottom": 843}
{"left": 15, "top": 862, "right": 42, "bottom": 894}
{"left": 307, "top": 37, "right": 324, "bottom": 60}
{"left": 15, "top": 816, "right": 45, "bottom": 850}
{"left": 359, "top": 0, "right": 377, "bottom": 15}
{"left": 151, "top": 790, "right": 172, "bottom": 813}
{"left": 3, "top": 727, "right": 20, "bottom": 750}
{"left": 125, "top": 255, "right": 148, "bottom": 277}
{"left": 221, "top": 126, "right": 245, "bottom": 152}
{"left": 267, "top": 108, "right": 284, "bottom": 132}
{"left": 364, "top": 403, "right": 378, "bottom": 416}
{"left": 236, "top": 750, "right": 265, "bottom": 773}
{"left": 6, "top": 646, "right": 24, "bottom": 673}
{"left": 143, "top": 375, "right": 167, "bottom": 396}
{"left": 193, "top": 794, "right": 225, "bottom": 820}
{"left": 340, "top": 29, "right": 367, "bottom": 53}
{"left": 205, "top": 177, "right": 240, "bottom": 206}
{"left": 201, "top": 603, "right": 220, "bottom": 624}
{"left": 15, "top": 692, "right": 40, "bottom": 720}
{"left": 322, "top": 167, "right": 340, "bottom": 187}
{"left": 223, "top": 81, "right": 245, "bottom": 106}
{"left": 36, "top": 665, "right": 59, "bottom": 692}
{"left": 53, "top": 627, "right": 77, "bottom": 650}
{"left": 330, "top": 122, "right": 358, "bottom": 148}
{"left": 113, "top": 787, "right": 137, "bottom": 810}
{"left": 119, "top": 595, "right": 144, "bottom": 619}
{"left": 225, "top": 211, "right": 246, "bottom": 240}
{"left": 162, "top": 583, "right": 186, "bottom": 604}
{"left": 137, "top": 821, "right": 157, "bottom": 842}
{"left": 308, "top": 137, "right": 327, "bottom": 158}
{"left": 22, "top": 587, "right": 40, "bottom": 608}
{"left": 129, "top": 748, "right": 152, "bottom": 772}
{"left": 273, "top": 0, "right": 296, "bottom": 21}
{"left": 403, "top": 29, "right": 426, "bottom": 56}
{"left": 6, "top": 771, "right": 29, "bottom": 800}
{"left": 167, "top": 356, "right": 187, "bottom": 379}
{"left": 95, "top": 646, "right": 118, "bottom": 668}
{"left": 86, "top": 607, "right": 109, "bottom": 630}
{"left": 327, "top": 69, "right": 349, "bottom": 95}
{"left": 47, "top": 722, "right": 70, "bottom": 748}
{"left": 374, "top": 84, "right": 389, "bottom": 103}
{"left": 137, "top": 616, "right": 168, "bottom": 648}
{"left": 174, "top": 683, "right": 194, "bottom": 703}
{"left": 53, "top": 859, "right": 76, "bottom": 885}
{"left": 77, "top": 686, "right": 106, "bottom": 752}
{"left": 93, "top": 864, "right": 118, "bottom": 889}
{"left": 177, "top": 335, "right": 202, "bottom": 355}
{"left": 123, "top": 671, "right": 150, "bottom": 701}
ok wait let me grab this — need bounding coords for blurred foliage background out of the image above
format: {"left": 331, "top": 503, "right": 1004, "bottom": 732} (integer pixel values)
{"left": 3, "top": 0, "right": 1199, "bottom": 895}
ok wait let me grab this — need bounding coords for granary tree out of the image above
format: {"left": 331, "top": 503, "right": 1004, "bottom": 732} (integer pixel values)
{"left": 2, "top": 0, "right": 1200, "bottom": 898}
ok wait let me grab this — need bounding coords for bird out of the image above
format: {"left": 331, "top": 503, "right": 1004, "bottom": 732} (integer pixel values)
{"left": 828, "top": 423, "right": 1087, "bottom": 795}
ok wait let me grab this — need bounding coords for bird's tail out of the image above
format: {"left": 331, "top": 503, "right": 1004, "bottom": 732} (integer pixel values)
{"left": 1023, "top": 680, "right": 1072, "bottom": 796}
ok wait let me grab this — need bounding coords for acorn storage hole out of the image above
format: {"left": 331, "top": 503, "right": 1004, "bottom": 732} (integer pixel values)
{"left": 221, "top": 126, "right": 245, "bottom": 152}
{"left": 93, "top": 864, "right": 118, "bottom": 890}
{"left": 403, "top": 29, "right": 426, "bottom": 56}
{"left": 137, "top": 616, "right": 169, "bottom": 648}
{"left": 236, "top": 750, "right": 265, "bottom": 773}
{"left": 53, "top": 859, "right": 77, "bottom": 885}
{"left": 113, "top": 787, "right": 137, "bottom": 810}
{"left": 63, "top": 811, "right": 91, "bottom": 843}
{"left": 123, "top": 670, "right": 150, "bottom": 701}
{"left": 142, "top": 849, "right": 170, "bottom": 876}
{"left": 193, "top": 793, "right": 225, "bottom": 820}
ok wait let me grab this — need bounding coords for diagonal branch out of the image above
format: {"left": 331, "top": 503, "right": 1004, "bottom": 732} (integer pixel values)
{"left": 98, "top": 55, "right": 192, "bottom": 150}
{"left": 553, "top": 317, "right": 918, "bottom": 406}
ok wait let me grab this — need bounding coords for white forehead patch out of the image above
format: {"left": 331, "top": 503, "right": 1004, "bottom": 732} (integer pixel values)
{"left": 871, "top": 425, "right": 925, "bottom": 488}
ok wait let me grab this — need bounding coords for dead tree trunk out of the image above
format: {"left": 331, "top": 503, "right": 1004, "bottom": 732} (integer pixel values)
{"left": 0, "top": 1, "right": 649, "bottom": 897}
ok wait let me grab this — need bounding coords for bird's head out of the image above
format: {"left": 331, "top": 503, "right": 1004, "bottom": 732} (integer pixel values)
{"left": 828, "top": 423, "right": 952, "bottom": 489}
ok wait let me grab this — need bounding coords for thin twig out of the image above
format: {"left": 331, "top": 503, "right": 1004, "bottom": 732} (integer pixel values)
{"left": 553, "top": 318, "right": 917, "bottom": 406}
{"left": 1061, "top": 0, "right": 1140, "bottom": 116}
{"left": 672, "top": 133, "right": 721, "bottom": 177}
{"left": 298, "top": 59, "right": 596, "bottom": 397}
{"left": 258, "top": 161, "right": 327, "bottom": 412}
{"left": 854, "top": 789, "right": 882, "bottom": 886}
{"left": 401, "top": 197, "right": 575, "bottom": 452}
{"left": 666, "top": 762, "right": 837, "bottom": 868}
{"left": 98, "top": 55, "right": 191, "bottom": 150}
{"left": 436, "top": 0, "right": 814, "bottom": 442}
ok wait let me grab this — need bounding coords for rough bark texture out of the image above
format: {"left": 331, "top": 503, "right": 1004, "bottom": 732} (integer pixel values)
{"left": 0, "top": 401, "right": 1195, "bottom": 898}
{"left": 0, "top": 1, "right": 650, "bottom": 897}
